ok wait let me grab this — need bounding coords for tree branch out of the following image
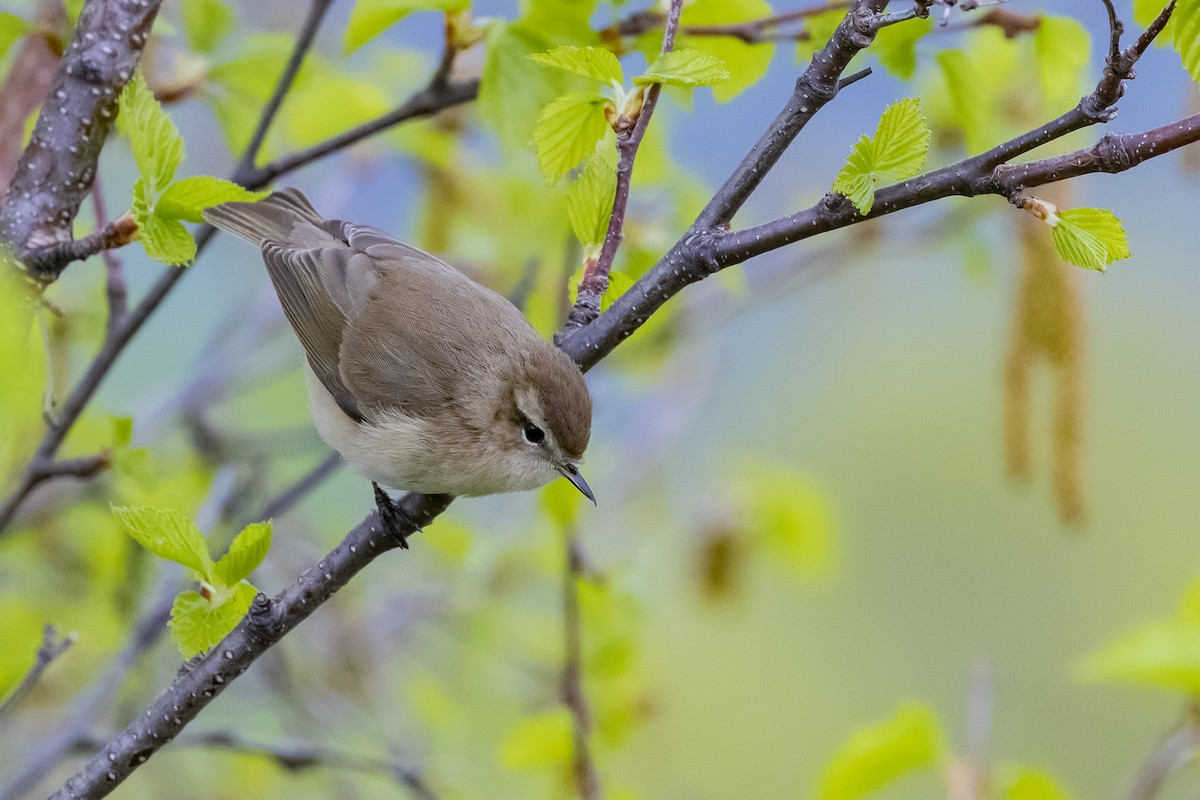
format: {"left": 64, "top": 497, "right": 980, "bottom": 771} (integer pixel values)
{"left": 611, "top": 1, "right": 852, "bottom": 43}
{"left": 0, "top": 0, "right": 162, "bottom": 280}
{"left": 0, "top": 0, "right": 65, "bottom": 189}
{"left": 564, "top": 0, "right": 685, "bottom": 329}
{"left": 0, "top": 625, "right": 74, "bottom": 722}
{"left": 562, "top": 533, "right": 600, "bottom": 800}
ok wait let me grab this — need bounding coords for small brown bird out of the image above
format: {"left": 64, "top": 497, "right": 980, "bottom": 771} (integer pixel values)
{"left": 204, "top": 189, "right": 594, "bottom": 505}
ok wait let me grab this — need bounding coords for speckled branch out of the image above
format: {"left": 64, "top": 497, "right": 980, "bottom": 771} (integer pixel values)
{"left": 0, "top": 0, "right": 161, "bottom": 281}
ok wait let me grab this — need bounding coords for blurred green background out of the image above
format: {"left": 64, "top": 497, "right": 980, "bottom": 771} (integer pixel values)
{"left": 3, "top": 0, "right": 1200, "bottom": 798}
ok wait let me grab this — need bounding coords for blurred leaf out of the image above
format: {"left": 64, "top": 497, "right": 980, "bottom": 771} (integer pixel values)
{"left": 1174, "top": 0, "right": 1200, "bottom": 83}
{"left": 815, "top": 704, "right": 945, "bottom": 800}
{"left": 344, "top": 0, "right": 469, "bottom": 54}
{"left": 480, "top": 21, "right": 566, "bottom": 153}
{"left": 0, "top": 599, "right": 45, "bottom": 698}
{"left": 281, "top": 70, "right": 390, "bottom": 147}
{"left": 111, "top": 505, "right": 214, "bottom": 579}
{"left": 678, "top": 0, "right": 775, "bottom": 101}
{"left": 540, "top": 478, "right": 586, "bottom": 529}
{"left": 1049, "top": 207, "right": 1130, "bottom": 270}
{"left": 500, "top": 708, "right": 574, "bottom": 769}
{"left": 213, "top": 521, "right": 272, "bottom": 586}
{"left": 833, "top": 98, "right": 929, "bottom": 215}
{"left": 1001, "top": 766, "right": 1073, "bottom": 800}
{"left": 567, "top": 149, "right": 617, "bottom": 247}
{"left": 182, "top": 0, "right": 234, "bottom": 53}
{"left": 208, "top": 33, "right": 294, "bottom": 101}
{"left": 523, "top": 0, "right": 600, "bottom": 42}
{"left": 0, "top": 11, "right": 26, "bottom": 60}
{"left": 0, "top": 274, "right": 42, "bottom": 476}
{"left": 169, "top": 583, "right": 257, "bottom": 657}
{"left": 635, "top": 48, "right": 729, "bottom": 87}
{"left": 157, "top": 176, "right": 265, "bottom": 223}
{"left": 534, "top": 90, "right": 611, "bottom": 184}
{"left": 118, "top": 72, "right": 184, "bottom": 193}
{"left": 1034, "top": 16, "right": 1090, "bottom": 112}
{"left": 731, "top": 460, "right": 835, "bottom": 578}
{"left": 871, "top": 15, "right": 932, "bottom": 80}
{"left": 531, "top": 45, "right": 624, "bottom": 85}
{"left": 1079, "top": 619, "right": 1200, "bottom": 692}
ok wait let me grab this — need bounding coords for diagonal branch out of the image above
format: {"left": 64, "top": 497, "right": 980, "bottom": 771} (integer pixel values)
{"left": 0, "top": 625, "right": 74, "bottom": 723}
{"left": 0, "top": 0, "right": 163, "bottom": 280}
{"left": 564, "top": 0, "right": 685, "bottom": 330}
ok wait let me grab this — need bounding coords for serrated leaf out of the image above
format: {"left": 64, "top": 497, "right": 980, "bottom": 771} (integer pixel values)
{"left": 1034, "top": 16, "right": 1090, "bottom": 111}
{"left": 832, "top": 98, "right": 929, "bottom": 215}
{"left": 500, "top": 709, "right": 574, "bottom": 769}
{"left": 182, "top": 0, "right": 234, "bottom": 53}
{"left": 567, "top": 150, "right": 617, "bottom": 246}
{"left": 534, "top": 91, "right": 610, "bottom": 184}
{"left": 678, "top": 0, "right": 774, "bottom": 102}
{"left": 156, "top": 176, "right": 265, "bottom": 223}
{"left": 1049, "top": 207, "right": 1130, "bottom": 270}
{"left": 0, "top": 11, "right": 26, "bottom": 60}
{"left": 213, "top": 521, "right": 272, "bottom": 586}
{"left": 635, "top": 48, "right": 729, "bottom": 87}
{"left": 815, "top": 704, "right": 945, "bottom": 800}
{"left": 1079, "top": 619, "right": 1200, "bottom": 692}
{"left": 169, "top": 583, "right": 257, "bottom": 657}
{"left": 141, "top": 212, "right": 197, "bottom": 265}
{"left": 118, "top": 72, "right": 184, "bottom": 193}
{"left": 112, "top": 505, "right": 213, "bottom": 578}
{"left": 344, "top": 0, "right": 469, "bottom": 54}
{"left": 530, "top": 45, "right": 623, "bottom": 85}
{"left": 1175, "top": 0, "right": 1200, "bottom": 83}
{"left": 871, "top": 15, "right": 932, "bottom": 80}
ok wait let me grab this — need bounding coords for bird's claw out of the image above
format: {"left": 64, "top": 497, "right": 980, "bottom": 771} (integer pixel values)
{"left": 372, "top": 482, "right": 421, "bottom": 549}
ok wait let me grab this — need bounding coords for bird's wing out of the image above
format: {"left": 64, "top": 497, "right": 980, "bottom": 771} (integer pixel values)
{"left": 204, "top": 190, "right": 367, "bottom": 422}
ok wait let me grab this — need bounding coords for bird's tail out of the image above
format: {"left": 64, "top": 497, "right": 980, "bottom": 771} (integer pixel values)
{"left": 203, "top": 188, "right": 328, "bottom": 246}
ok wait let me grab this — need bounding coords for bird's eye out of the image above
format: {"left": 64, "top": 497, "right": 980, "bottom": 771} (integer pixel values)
{"left": 523, "top": 422, "right": 545, "bottom": 444}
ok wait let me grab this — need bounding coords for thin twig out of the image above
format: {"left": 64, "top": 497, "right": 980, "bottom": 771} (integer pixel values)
{"left": 563, "top": 0, "right": 686, "bottom": 330}
{"left": 612, "top": 1, "right": 852, "bottom": 43}
{"left": 258, "top": 453, "right": 342, "bottom": 520}
{"left": 0, "top": 625, "right": 75, "bottom": 722}
{"left": 562, "top": 533, "right": 600, "bottom": 800}
{"left": 232, "top": 0, "right": 335, "bottom": 182}
{"left": 1126, "top": 703, "right": 1200, "bottom": 800}
{"left": 90, "top": 180, "right": 128, "bottom": 331}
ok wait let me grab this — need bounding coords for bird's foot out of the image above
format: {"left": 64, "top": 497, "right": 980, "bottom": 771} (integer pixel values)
{"left": 372, "top": 482, "right": 421, "bottom": 549}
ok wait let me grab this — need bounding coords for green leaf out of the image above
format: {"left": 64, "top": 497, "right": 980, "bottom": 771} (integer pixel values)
{"left": 796, "top": 9, "right": 846, "bottom": 62}
{"left": 815, "top": 704, "right": 945, "bottom": 800}
{"left": 169, "top": 583, "right": 257, "bottom": 657}
{"left": 182, "top": 0, "right": 235, "bottom": 54}
{"left": 1001, "top": 767, "right": 1072, "bottom": 800}
{"left": 344, "top": 0, "right": 469, "bottom": 54}
{"left": 731, "top": 460, "right": 835, "bottom": 578}
{"left": 132, "top": 179, "right": 197, "bottom": 265}
{"left": 0, "top": 11, "right": 27, "bottom": 60}
{"left": 871, "top": 15, "right": 933, "bottom": 80}
{"left": 832, "top": 97, "right": 929, "bottom": 215}
{"left": 567, "top": 149, "right": 617, "bottom": 247}
{"left": 533, "top": 91, "right": 611, "bottom": 184}
{"left": 500, "top": 709, "right": 574, "bottom": 769}
{"left": 1079, "top": 619, "right": 1200, "bottom": 692}
{"left": 1034, "top": 16, "right": 1091, "bottom": 111}
{"left": 111, "top": 505, "right": 214, "bottom": 579}
{"left": 677, "top": 0, "right": 774, "bottom": 102}
{"left": 1049, "top": 207, "right": 1130, "bottom": 271}
{"left": 118, "top": 72, "right": 184, "bottom": 193}
{"left": 156, "top": 176, "right": 265, "bottom": 223}
{"left": 530, "top": 45, "right": 623, "bottom": 86}
{"left": 1174, "top": 0, "right": 1200, "bottom": 83}
{"left": 635, "top": 48, "right": 729, "bottom": 87}
{"left": 480, "top": 21, "right": 567, "bottom": 154}
{"left": 213, "top": 521, "right": 272, "bottom": 586}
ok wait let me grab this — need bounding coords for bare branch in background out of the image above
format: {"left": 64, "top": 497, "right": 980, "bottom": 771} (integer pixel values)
{"left": 0, "top": 0, "right": 65, "bottom": 188}
{"left": 563, "top": 533, "right": 601, "bottom": 800}
{"left": 610, "top": 1, "right": 852, "bottom": 43}
{"left": 259, "top": 453, "right": 342, "bottom": 520}
{"left": 1126, "top": 703, "right": 1200, "bottom": 800}
{"left": 0, "top": 625, "right": 75, "bottom": 723}
{"left": 0, "top": 0, "right": 162, "bottom": 280}
{"left": 90, "top": 180, "right": 128, "bottom": 330}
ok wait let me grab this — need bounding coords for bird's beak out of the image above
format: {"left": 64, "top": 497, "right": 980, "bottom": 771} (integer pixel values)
{"left": 557, "top": 463, "right": 596, "bottom": 505}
